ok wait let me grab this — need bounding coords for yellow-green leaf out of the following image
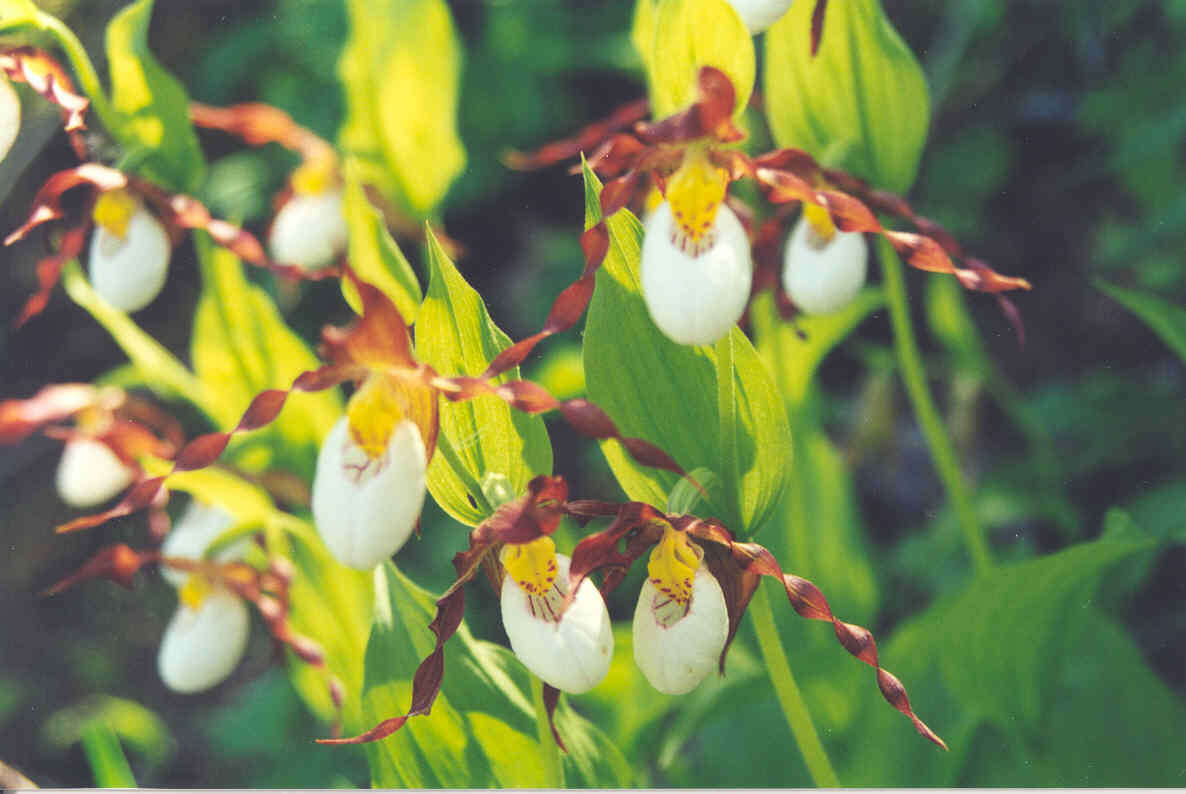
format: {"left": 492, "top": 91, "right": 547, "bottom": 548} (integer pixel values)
{"left": 649, "top": 0, "right": 755, "bottom": 119}
{"left": 340, "top": 172, "right": 422, "bottom": 323}
{"left": 764, "top": 0, "right": 929, "bottom": 193}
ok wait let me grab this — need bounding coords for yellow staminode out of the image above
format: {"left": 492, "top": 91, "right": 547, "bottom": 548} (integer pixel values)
{"left": 647, "top": 524, "right": 703, "bottom": 606}
{"left": 92, "top": 189, "right": 139, "bottom": 239}
{"left": 802, "top": 201, "right": 837, "bottom": 244}
{"left": 291, "top": 156, "right": 337, "bottom": 197}
{"left": 346, "top": 375, "right": 405, "bottom": 460}
{"left": 501, "top": 536, "right": 559, "bottom": 596}
{"left": 666, "top": 146, "right": 729, "bottom": 254}
{"left": 179, "top": 574, "right": 212, "bottom": 610}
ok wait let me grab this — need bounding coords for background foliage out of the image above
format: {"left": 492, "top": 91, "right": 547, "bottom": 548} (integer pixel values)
{"left": 1, "top": 0, "right": 1184, "bottom": 787}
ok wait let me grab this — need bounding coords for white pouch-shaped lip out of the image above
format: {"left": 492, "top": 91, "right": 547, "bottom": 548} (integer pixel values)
{"left": 267, "top": 189, "right": 348, "bottom": 271}
{"left": 0, "top": 77, "right": 20, "bottom": 165}
{"left": 782, "top": 215, "right": 868, "bottom": 315}
{"left": 157, "top": 588, "right": 250, "bottom": 694}
{"left": 633, "top": 561, "right": 729, "bottom": 695}
{"left": 641, "top": 201, "right": 753, "bottom": 347}
{"left": 727, "top": 0, "right": 795, "bottom": 34}
{"left": 311, "top": 415, "right": 428, "bottom": 570}
{"left": 88, "top": 207, "right": 171, "bottom": 313}
{"left": 55, "top": 438, "right": 136, "bottom": 508}
{"left": 500, "top": 553, "right": 614, "bottom": 694}
{"left": 160, "top": 500, "right": 247, "bottom": 588}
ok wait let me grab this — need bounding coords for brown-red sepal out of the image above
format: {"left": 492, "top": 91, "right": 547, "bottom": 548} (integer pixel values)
{"left": 0, "top": 48, "right": 90, "bottom": 135}
{"left": 42, "top": 543, "right": 149, "bottom": 596}
{"left": 5, "top": 164, "right": 126, "bottom": 245}
{"left": 0, "top": 383, "right": 103, "bottom": 444}
{"left": 188, "top": 101, "right": 335, "bottom": 162}
{"left": 810, "top": 0, "right": 829, "bottom": 56}
{"left": 503, "top": 97, "right": 650, "bottom": 172}
{"left": 543, "top": 684, "right": 566, "bottom": 752}
{"left": 13, "top": 222, "right": 90, "bottom": 326}
{"left": 635, "top": 67, "right": 743, "bottom": 145}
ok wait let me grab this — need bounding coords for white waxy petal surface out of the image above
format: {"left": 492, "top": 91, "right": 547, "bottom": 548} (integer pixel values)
{"left": 157, "top": 588, "right": 250, "bottom": 694}
{"left": 88, "top": 207, "right": 171, "bottom": 312}
{"left": 161, "top": 500, "right": 244, "bottom": 588}
{"left": 311, "top": 416, "right": 427, "bottom": 570}
{"left": 641, "top": 201, "right": 752, "bottom": 347}
{"left": 727, "top": 0, "right": 795, "bottom": 33}
{"left": 268, "top": 189, "right": 348, "bottom": 271}
{"left": 633, "top": 562, "right": 729, "bottom": 695}
{"left": 55, "top": 438, "right": 136, "bottom": 508}
{"left": 782, "top": 216, "right": 868, "bottom": 315}
{"left": 0, "top": 77, "right": 20, "bottom": 165}
{"left": 501, "top": 554, "right": 613, "bottom": 694}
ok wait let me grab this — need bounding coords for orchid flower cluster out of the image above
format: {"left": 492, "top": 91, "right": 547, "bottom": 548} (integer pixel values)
{"left": 0, "top": 0, "right": 1035, "bottom": 780}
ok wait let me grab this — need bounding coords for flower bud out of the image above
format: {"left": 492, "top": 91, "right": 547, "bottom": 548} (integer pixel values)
{"left": 727, "top": 0, "right": 795, "bottom": 34}
{"left": 0, "top": 77, "right": 20, "bottom": 164}
{"left": 88, "top": 191, "right": 171, "bottom": 312}
{"left": 160, "top": 500, "right": 245, "bottom": 588}
{"left": 641, "top": 201, "right": 752, "bottom": 346}
{"left": 632, "top": 530, "right": 728, "bottom": 695}
{"left": 500, "top": 540, "right": 613, "bottom": 694}
{"left": 55, "top": 438, "right": 136, "bottom": 508}
{"left": 267, "top": 189, "right": 347, "bottom": 271}
{"left": 781, "top": 210, "right": 868, "bottom": 315}
{"left": 157, "top": 587, "right": 250, "bottom": 694}
{"left": 311, "top": 414, "right": 428, "bottom": 570}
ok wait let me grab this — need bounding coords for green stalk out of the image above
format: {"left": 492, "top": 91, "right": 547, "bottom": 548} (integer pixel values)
{"left": 878, "top": 237, "right": 993, "bottom": 574}
{"left": 715, "top": 331, "right": 742, "bottom": 532}
{"left": 531, "top": 674, "right": 565, "bottom": 788}
{"left": 80, "top": 721, "right": 137, "bottom": 788}
{"left": 749, "top": 586, "right": 840, "bottom": 788}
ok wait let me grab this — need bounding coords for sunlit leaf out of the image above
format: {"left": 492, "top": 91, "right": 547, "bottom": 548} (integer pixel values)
{"left": 414, "top": 228, "right": 553, "bottom": 526}
{"left": 764, "top": 0, "right": 929, "bottom": 193}
{"left": 582, "top": 162, "right": 790, "bottom": 535}
{"left": 341, "top": 171, "right": 422, "bottom": 323}
{"left": 648, "top": 0, "right": 754, "bottom": 119}
{"left": 105, "top": 0, "right": 205, "bottom": 192}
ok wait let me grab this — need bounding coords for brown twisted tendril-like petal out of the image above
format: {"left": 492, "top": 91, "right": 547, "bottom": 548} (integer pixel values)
{"left": 12, "top": 220, "right": 89, "bottom": 326}
{"left": 188, "top": 101, "right": 335, "bottom": 162}
{"left": 4, "top": 164, "right": 125, "bottom": 245}
{"left": 0, "top": 47, "right": 90, "bottom": 142}
{"left": 503, "top": 97, "right": 651, "bottom": 171}
{"left": 0, "top": 383, "right": 104, "bottom": 444}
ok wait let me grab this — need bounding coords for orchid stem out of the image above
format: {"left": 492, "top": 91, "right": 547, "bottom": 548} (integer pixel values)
{"left": 878, "top": 236, "right": 994, "bottom": 575}
{"left": 750, "top": 585, "right": 840, "bottom": 788}
{"left": 530, "top": 674, "right": 565, "bottom": 788}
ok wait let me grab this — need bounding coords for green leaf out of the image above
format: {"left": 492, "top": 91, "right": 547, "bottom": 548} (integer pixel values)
{"left": 581, "top": 163, "right": 790, "bottom": 535}
{"left": 648, "top": 0, "right": 755, "bottom": 119}
{"left": 361, "top": 563, "right": 631, "bottom": 787}
{"left": 1095, "top": 279, "right": 1186, "bottom": 365}
{"left": 190, "top": 238, "right": 341, "bottom": 478}
{"left": 841, "top": 529, "right": 1179, "bottom": 785}
{"left": 44, "top": 695, "right": 172, "bottom": 772}
{"left": 105, "top": 0, "right": 205, "bottom": 192}
{"left": 764, "top": 0, "right": 930, "bottom": 193}
{"left": 80, "top": 722, "right": 137, "bottom": 788}
{"left": 0, "top": 0, "right": 37, "bottom": 28}
{"left": 341, "top": 172, "right": 422, "bottom": 323}
{"left": 337, "top": 0, "right": 465, "bottom": 217}
{"left": 414, "top": 228, "right": 553, "bottom": 526}
{"left": 630, "top": 0, "right": 659, "bottom": 77}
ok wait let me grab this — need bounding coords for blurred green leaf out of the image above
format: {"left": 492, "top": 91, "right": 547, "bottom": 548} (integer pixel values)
{"left": 648, "top": 0, "right": 754, "bottom": 118}
{"left": 842, "top": 527, "right": 1180, "bottom": 785}
{"left": 764, "top": 0, "right": 929, "bottom": 192}
{"left": 341, "top": 172, "right": 422, "bottom": 323}
{"left": 1095, "top": 280, "right": 1186, "bottom": 365}
{"left": 414, "top": 228, "right": 553, "bottom": 526}
{"left": 581, "top": 162, "right": 790, "bottom": 535}
{"left": 629, "top": 0, "right": 658, "bottom": 78}
{"left": 105, "top": 0, "right": 205, "bottom": 192}
{"left": 361, "top": 563, "right": 630, "bottom": 787}
{"left": 337, "top": 0, "right": 465, "bottom": 217}
{"left": 0, "top": 0, "right": 37, "bottom": 27}
{"left": 191, "top": 238, "right": 341, "bottom": 478}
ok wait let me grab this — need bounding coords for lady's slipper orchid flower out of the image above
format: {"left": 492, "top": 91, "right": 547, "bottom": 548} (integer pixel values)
{"left": 157, "top": 580, "right": 250, "bottom": 694}
{"left": 268, "top": 159, "right": 348, "bottom": 271}
{"left": 311, "top": 380, "right": 429, "bottom": 570}
{"left": 500, "top": 538, "right": 613, "bottom": 694}
{"left": 55, "top": 437, "right": 136, "bottom": 508}
{"left": 727, "top": 0, "right": 795, "bottom": 34}
{"left": 632, "top": 525, "right": 728, "bottom": 695}
{"left": 87, "top": 188, "right": 171, "bottom": 312}
{"left": 782, "top": 203, "right": 868, "bottom": 315}
{"left": 641, "top": 149, "right": 752, "bottom": 346}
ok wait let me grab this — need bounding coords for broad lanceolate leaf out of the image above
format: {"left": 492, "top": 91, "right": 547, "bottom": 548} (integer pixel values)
{"left": 341, "top": 172, "right": 422, "bottom": 323}
{"left": 764, "top": 0, "right": 930, "bottom": 193}
{"left": 648, "top": 0, "right": 755, "bottom": 119}
{"left": 582, "top": 163, "right": 790, "bottom": 536}
{"left": 415, "top": 229, "right": 553, "bottom": 526}
{"left": 337, "top": 0, "right": 465, "bottom": 217}
{"left": 841, "top": 526, "right": 1181, "bottom": 785}
{"left": 361, "top": 563, "right": 630, "bottom": 787}
{"left": 105, "top": 0, "right": 205, "bottom": 192}
{"left": 190, "top": 238, "right": 341, "bottom": 479}
{"left": 1095, "top": 280, "right": 1186, "bottom": 365}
